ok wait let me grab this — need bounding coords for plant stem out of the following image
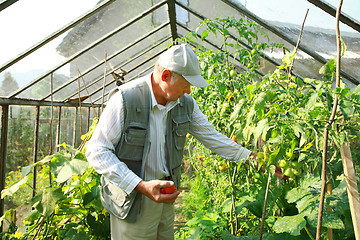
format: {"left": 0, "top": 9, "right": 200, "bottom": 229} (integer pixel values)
{"left": 305, "top": 225, "right": 315, "bottom": 240}
{"left": 288, "top": 9, "right": 309, "bottom": 76}
{"left": 231, "top": 166, "right": 239, "bottom": 234}
{"left": 316, "top": 0, "right": 342, "bottom": 239}
{"left": 31, "top": 216, "right": 46, "bottom": 240}
{"left": 259, "top": 172, "right": 271, "bottom": 240}
{"left": 228, "top": 166, "right": 235, "bottom": 235}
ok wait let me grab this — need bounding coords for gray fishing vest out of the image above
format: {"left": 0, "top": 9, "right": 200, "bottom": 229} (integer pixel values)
{"left": 100, "top": 76, "right": 194, "bottom": 222}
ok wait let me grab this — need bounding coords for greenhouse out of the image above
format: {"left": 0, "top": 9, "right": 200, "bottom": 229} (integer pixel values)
{"left": 0, "top": 0, "right": 359, "bottom": 239}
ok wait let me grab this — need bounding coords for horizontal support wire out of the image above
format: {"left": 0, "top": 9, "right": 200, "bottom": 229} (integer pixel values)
{"left": 8, "top": 0, "right": 167, "bottom": 99}
{"left": 0, "top": 0, "right": 116, "bottom": 73}
{"left": 90, "top": 49, "right": 167, "bottom": 104}
{"left": 92, "top": 65, "right": 155, "bottom": 104}
{"left": 41, "top": 22, "right": 170, "bottom": 101}
{"left": 0, "top": 97, "right": 101, "bottom": 108}
{"left": 64, "top": 35, "right": 171, "bottom": 102}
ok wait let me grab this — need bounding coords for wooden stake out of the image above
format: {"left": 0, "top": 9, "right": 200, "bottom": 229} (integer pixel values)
{"left": 327, "top": 184, "right": 333, "bottom": 240}
{"left": 340, "top": 144, "right": 360, "bottom": 240}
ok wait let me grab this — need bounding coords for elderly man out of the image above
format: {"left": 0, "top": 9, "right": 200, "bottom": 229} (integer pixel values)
{"left": 85, "top": 44, "right": 256, "bottom": 239}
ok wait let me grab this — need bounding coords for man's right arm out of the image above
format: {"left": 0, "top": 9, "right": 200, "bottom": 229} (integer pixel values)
{"left": 85, "top": 92, "right": 142, "bottom": 195}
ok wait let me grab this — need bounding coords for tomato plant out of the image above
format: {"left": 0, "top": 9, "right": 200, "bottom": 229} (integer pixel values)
{"left": 175, "top": 16, "right": 360, "bottom": 239}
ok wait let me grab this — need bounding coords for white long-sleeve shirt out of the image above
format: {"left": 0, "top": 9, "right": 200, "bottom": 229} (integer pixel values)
{"left": 85, "top": 74, "right": 251, "bottom": 195}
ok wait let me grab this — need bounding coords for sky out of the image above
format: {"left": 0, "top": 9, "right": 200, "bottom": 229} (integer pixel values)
{"left": 0, "top": 0, "right": 359, "bottom": 80}
{"left": 0, "top": 0, "right": 99, "bottom": 76}
{"left": 238, "top": 0, "right": 360, "bottom": 31}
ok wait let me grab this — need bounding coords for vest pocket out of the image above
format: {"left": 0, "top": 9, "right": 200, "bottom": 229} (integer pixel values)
{"left": 115, "top": 123, "right": 146, "bottom": 177}
{"left": 172, "top": 115, "right": 190, "bottom": 150}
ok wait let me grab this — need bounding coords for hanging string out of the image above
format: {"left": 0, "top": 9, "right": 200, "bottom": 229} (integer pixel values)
{"left": 77, "top": 69, "right": 98, "bottom": 119}
{"left": 101, "top": 51, "right": 108, "bottom": 114}
{"left": 77, "top": 73, "right": 83, "bottom": 138}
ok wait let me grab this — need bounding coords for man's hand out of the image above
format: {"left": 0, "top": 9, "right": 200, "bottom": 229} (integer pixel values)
{"left": 135, "top": 180, "right": 180, "bottom": 204}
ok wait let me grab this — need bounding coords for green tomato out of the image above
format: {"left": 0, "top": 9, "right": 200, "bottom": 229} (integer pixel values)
{"left": 291, "top": 161, "right": 301, "bottom": 170}
{"left": 230, "top": 69, "right": 237, "bottom": 78}
{"left": 279, "top": 160, "right": 287, "bottom": 168}
{"left": 286, "top": 150, "right": 294, "bottom": 160}
{"left": 292, "top": 168, "right": 302, "bottom": 176}
{"left": 284, "top": 168, "right": 295, "bottom": 178}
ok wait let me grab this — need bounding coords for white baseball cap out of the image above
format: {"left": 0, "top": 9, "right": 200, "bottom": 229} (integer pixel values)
{"left": 157, "top": 44, "right": 209, "bottom": 88}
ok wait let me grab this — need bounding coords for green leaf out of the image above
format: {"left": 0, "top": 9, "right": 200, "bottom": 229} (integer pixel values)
{"left": 319, "top": 58, "right": 336, "bottom": 75}
{"left": 291, "top": 123, "right": 305, "bottom": 139}
{"left": 254, "top": 92, "right": 266, "bottom": 113}
{"left": 253, "top": 119, "right": 269, "bottom": 144}
{"left": 201, "top": 30, "right": 209, "bottom": 40}
{"left": 1, "top": 176, "right": 29, "bottom": 198}
{"left": 59, "top": 142, "right": 77, "bottom": 153}
{"left": 273, "top": 214, "right": 306, "bottom": 236}
{"left": 282, "top": 49, "right": 296, "bottom": 66}
{"left": 22, "top": 155, "right": 53, "bottom": 177}
{"left": 305, "top": 92, "right": 318, "bottom": 110}
{"left": 83, "top": 185, "right": 100, "bottom": 206}
{"left": 0, "top": 209, "right": 14, "bottom": 225}
{"left": 35, "top": 187, "right": 66, "bottom": 217}
{"left": 54, "top": 158, "right": 89, "bottom": 183}
{"left": 339, "top": 99, "right": 353, "bottom": 120}
{"left": 340, "top": 37, "right": 347, "bottom": 57}
{"left": 307, "top": 208, "right": 345, "bottom": 229}
{"left": 246, "top": 85, "right": 255, "bottom": 100}
{"left": 244, "top": 199, "right": 263, "bottom": 218}
{"left": 230, "top": 99, "right": 246, "bottom": 122}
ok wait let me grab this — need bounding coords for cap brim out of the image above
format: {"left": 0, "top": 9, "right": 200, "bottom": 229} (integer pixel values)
{"left": 183, "top": 75, "right": 209, "bottom": 88}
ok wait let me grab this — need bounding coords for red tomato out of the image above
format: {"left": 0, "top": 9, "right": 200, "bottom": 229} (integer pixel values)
{"left": 160, "top": 185, "right": 178, "bottom": 194}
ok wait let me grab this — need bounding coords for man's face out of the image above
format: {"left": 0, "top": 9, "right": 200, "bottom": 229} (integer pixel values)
{"left": 164, "top": 74, "right": 191, "bottom": 102}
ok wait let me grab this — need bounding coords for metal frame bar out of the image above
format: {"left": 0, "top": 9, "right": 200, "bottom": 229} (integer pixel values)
{"left": 167, "top": 0, "right": 178, "bottom": 41}
{"left": 62, "top": 35, "right": 170, "bottom": 103}
{"left": 56, "top": 106, "right": 62, "bottom": 152}
{"left": 220, "top": 0, "right": 359, "bottom": 85}
{"left": 0, "top": 104, "right": 9, "bottom": 230}
{"left": 65, "top": 35, "right": 171, "bottom": 103}
{"left": 32, "top": 106, "right": 40, "bottom": 198}
{"left": 0, "top": 0, "right": 116, "bottom": 73}
{"left": 41, "top": 22, "right": 170, "bottom": 101}
{"left": 72, "top": 108, "right": 78, "bottom": 146}
{"left": 8, "top": 0, "right": 167, "bottom": 99}
{"left": 308, "top": 0, "right": 360, "bottom": 33}
{"left": 175, "top": 1, "right": 282, "bottom": 69}
{"left": 93, "top": 64, "right": 155, "bottom": 104}
{"left": 0, "top": 0, "right": 18, "bottom": 12}
{"left": 91, "top": 50, "right": 166, "bottom": 104}
{"left": 177, "top": 23, "right": 264, "bottom": 77}
{"left": 0, "top": 97, "right": 101, "bottom": 108}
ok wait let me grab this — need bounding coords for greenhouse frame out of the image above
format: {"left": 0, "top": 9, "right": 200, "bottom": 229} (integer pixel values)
{"left": 0, "top": 0, "right": 359, "bottom": 238}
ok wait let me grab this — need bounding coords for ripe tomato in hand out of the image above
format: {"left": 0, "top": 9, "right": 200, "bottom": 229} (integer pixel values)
{"left": 160, "top": 185, "right": 178, "bottom": 194}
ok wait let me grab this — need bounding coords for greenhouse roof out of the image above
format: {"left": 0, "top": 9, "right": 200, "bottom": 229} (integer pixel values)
{"left": 0, "top": 0, "right": 359, "bottom": 108}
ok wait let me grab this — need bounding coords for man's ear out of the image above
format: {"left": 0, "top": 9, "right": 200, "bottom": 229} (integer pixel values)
{"left": 161, "top": 69, "right": 171, "bottom": 82}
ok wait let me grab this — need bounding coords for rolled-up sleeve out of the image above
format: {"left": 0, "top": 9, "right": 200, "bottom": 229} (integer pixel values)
{"left": 85, "top": 91, "right": 142, "bottom": 195}
{"left": 188, "top": 97, "right": 251, "bottom": 161}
